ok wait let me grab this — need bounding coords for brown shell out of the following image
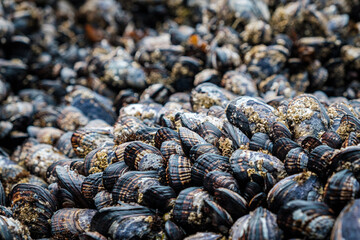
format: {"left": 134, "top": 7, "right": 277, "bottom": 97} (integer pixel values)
{"left": 57, "top": 106, "right": 89, "bottom": 132}
{"left": 51, "top": 208, "right": 97, "bottom": 239}
{"left": 83, "top": 146, "right": 117, "bottom": 175}
{"left": 166, "top": 154, "right": 192, "bottom": 192}
{"left": 10, "top": 183, "right": 57, "bottom": 238}
{"left": 71, "top": 128, "right": 114, "bottom": 158}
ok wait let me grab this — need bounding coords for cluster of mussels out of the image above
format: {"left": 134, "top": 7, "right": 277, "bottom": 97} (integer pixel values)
{"left": 2, "top": 0, "right": 360, "bottom": 239}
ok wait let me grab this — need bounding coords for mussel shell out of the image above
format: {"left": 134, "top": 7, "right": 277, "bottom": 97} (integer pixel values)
{"left": 51, "top": 208, "right": 97, "bottom": 239}
{"left": 142, "top": 185, "right": 176, "bottom": 211}
{"left": 273, "top": 137, "right": 300, "bottom": 161}
{"left": 229, "top": 207, "right": 283, "bottom": 240}
{"left": 324, "top": 169, "right": 360, "bottom": 214}
{"left": 56, "top": 166, "right": 91, "bottom": 208}
{"left": 267, "top": 171, "right": 323, "bottom": 213}
{"left": 214, "top": 188, "right": 248, "bottom": 221}
{"left": 230, "top": 149, "right": 285, "bottom": 187}
{"left": 56, "top": 106, "right": 89, "bottom": 132}
{"left": 55, "top": 131, "right": 77, "bottom": 158}
{"left": 165, "top": 220, "right": 185, "bottom": 240}
{"left": 203, "top": 171, "right": 240, "bottom": 194}
{"left": 83, "top": 146, "right": 117, "bottom": 176}
{"left": 90, "top": 205, "right": 155, "bottom": 238}
{"left": 102, "top": 162, "right": 130, "bottom": 192}
{"left": 203, "top": 199, "right": 233, "bottom": 234}
{"left": 286, "top": 94, "right": 330, "bottom": 140}
{"left": 71, "top": 128, "right": 114, "bottom": 158}
{"left": 249, "top": 132, "right": 273, "bottom": 153}
{"left": 331, "top": 199, "right": 360, "bottom": 239}
{"left": 111, "top": 171, "right": 160, "bottom": 204}
{"left": 68, "top": 87, "right": 116, "bottom": 125}
{"left": 160, "top": 140, "right": 185, "bottom": 160}
{"left": 154, "top": 127, "right": 180, "bottom": 149}
{"left": 0, "top": 215, "right": 30, "bottom": 240}
{"left": 191, "top": 153, "right": 230, "bottom": 186}
{"left": 284, "top": 147, "right": 309, "bottom": 175}
{"left": 167, "top": 155, "right": 192, "bottom": 192}
{"left": 269, "top": 121, "right": 292, "bottom": 141}
{"left": 10, "top": 183, "right": 57, "bottom": 238}
{"left": 122, "top": 141, "right": 165, "bottom": 172}
{"left": 81, "top": 173, "right": 104, "bottom": 202}
{"left": 189, "top": 143, "right": 221, "bottom": 162}
{"left": 308, "top": 145, "right": 335, "bottom": 180}
{"left": 173, "top": 187, "right": 210, "bottom": 231}
{"left": 277, "top": 200, "right": 335, "bottom": 239}
{"left": 321, "top": 130, "right": 342, "bottom": 149}
{"left": 178, "top": 127, "right": 207, "bottom": 156}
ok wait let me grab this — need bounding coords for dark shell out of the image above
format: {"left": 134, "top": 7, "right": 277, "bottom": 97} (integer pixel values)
{"left": 102, "top": 162, "right": 130, "bottom": 192}
{"left": 324, "top": 169, "right": 360, "bottom": 214}
{"left": 229, "top": 207, "right": 283, "bottom": 240}
{"left": 226, "top": 96, "right": 277, "bottom": 135}
{"left": 249, "top": 132, "right": 273, "bottom": 153}
{"left": 192, "top": 153, "right": 230, "bottom": 186}
{"left": 56, "top": 166, "right": 91, "bottom": 208}
{"left": 142, "top": 185, "right": 176, "bottom": 211}
{"left": 10, "top": 183, "right": 57, "bottom": 238}
{"left": 189, "top": 143, "right": 221, "bottom": 163}
{"left": 165, "top": 220, "right": 185, "bottom": 240}
{"left": 301, "top": 136, "right": 323, "bottom": 152}
{"left": 173, "top": 187, "right": 210, "bottom": 230}
{"left": 167, "top": 155, "right": 192, "bottom": 192}
{"left": 94, "top": 191, "right": 113, "bottom": 210}
{"left": 51, "top": 208, "right": 97, "bottom": 239}
{"left": 154, "top": 127, "right": 180, "bottom": 149}
{"left": 133, "top": 126, "right": 159, "bottom": 146}
{"left": 179, "top": 127, "right": 208, "bottom": 156}
{"left": 286, "top": 94, "right": 330, "bottom": 140}
{"left": 331, "top": 199, "right": 360, "bottom": 239}
{"left": 203, "top": 199, "right": 233, "bottom": 234}
{"left": 277, "top": 200, "right": 335, "bottom": 239}
{"left": 195, "top": 121, "right": 223, "bottom": 146}
{"left": 330, "top": 146, "right": 360, "bottom": 174}
{"left": 111, "top": 171, "right": 160, "bottom": 204}
{"left": 230, "top": 149, "right": 285, "bottom": 188}
{"left": 0, "top": 182, "right": 5, "bottom": 206}
{"left": 284, "top": 147, "right": 309, "bottom": 175}
{"left": 273, "top": 137, "right": 300, "bottom": 161}
{"left": 267, "top": 172, "right": 323, "bottom": 213}
{"left": 321, "top": 130, "right": 342, "bottom": 149}
{"left": 222, "top": 121, "right": 250, "bottom": 149}
{"left": 308, "top": 145, "right": 335, "bottom": 180}
{"left": 90, "top": 205, "right": 156, "bottom": 238}
{"left": 204, "top": 171, "right": 240, "bottom": 195}
{"left": 269, "top": 121, "right": 292, "bottom": 141}
{"left": 160, "top": 140, "right": 185, "bottom": 160}
{"left": 67, "top": 87, "right": 116, "bottom": 125}
{"left": 55, "top": 131, "right": 77, "bottom": 158}
{"left": 214, "top": 188, "right": 248, "bottom": 221}
{"left": 81, "top": 173, "right": 104, "bottom": 202}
